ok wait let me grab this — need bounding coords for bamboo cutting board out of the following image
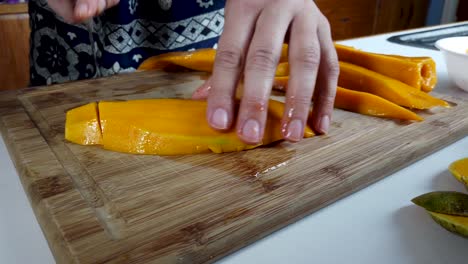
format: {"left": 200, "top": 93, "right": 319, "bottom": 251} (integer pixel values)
{"left": 1, "top": 70, "right": 468, "bottom": 264}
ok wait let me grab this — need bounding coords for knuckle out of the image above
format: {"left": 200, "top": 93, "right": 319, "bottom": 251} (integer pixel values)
{"left": 294, "top": 46, "right": 321, "bottom": 70}
{"left": 208, "top": 93, "right": 233, "bottom": 108}
{"left": 316, "top": 93, "right": 336, "bottom": 107}
{"left": 246, "top": 48, "right": 278, "bottom": 73}
{"left": 324, "top": 56, "right": 340, "bottom": 78}
{"left": 108, "top": 0, "right": 120, "bottom": 7}
{"left": 242, "top": 96, "right": 269, "bottom": 112}
{"left": 287, "top": 95, "right": 312, "bottom": 109}
{"left": 209, "top": 90, "right": 233, "bottom": 103}
{"left": 320, "top": 15, "right": 331, "bottom": 30}
{"left": 215, "top": 48, "right": 243, "bottom": 71}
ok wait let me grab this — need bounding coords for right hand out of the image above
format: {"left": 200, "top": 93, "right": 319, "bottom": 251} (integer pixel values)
{"left": 47, "top": 0, "right": 120, "bottom": 24}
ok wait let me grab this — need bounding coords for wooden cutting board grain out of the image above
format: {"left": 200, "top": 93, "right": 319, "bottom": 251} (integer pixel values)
{"left": 1, "top": 70, "right": 468, "bottom": 264}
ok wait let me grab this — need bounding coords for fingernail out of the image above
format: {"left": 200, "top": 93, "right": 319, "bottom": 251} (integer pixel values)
{"left": 241, "top": 119, "right": 260, "bottom": 143}
{"left": 211, "top": 108, "right": 229, "bottom": 129}
{"left": 286, "top": 119, "right": 303, "bottom": 142}
{"left": 77, "top": 3, "right": 88, "bottom": 17}
{"left": 319, "top": 115, "right": 330, "bottom": 134}
{"left": 98, "top": 0, "right": 107, "bottom": 12}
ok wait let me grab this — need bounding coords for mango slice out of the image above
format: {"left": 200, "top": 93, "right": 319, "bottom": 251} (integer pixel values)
{"left": 65, "top": 99, "right": 314, "bottom": 155}
{"left": 270, "top": 61, "right": 445, "bottom": 110}
{"left": 338, "top": 62, "right": 449, "bottom": 109}
{"left": 64, "top": 102, "right": 102, "bottom": 145}
{"left": 449, "top": 158, "right": 468, "bottom": 187}
{"left": 272, "top": 77, "right": 422, "bottom": 121}
{"left": 428, "top": 211, "right": 468, "bottom": 238}
{"left": 412, "top": 191, "right": 468, "bottom": 216}
{"left": 335, "top": 44, "right": 437, "bottom": 92}
{"left": 138, "top": 48, "right": 216, "bottom": 72}
{"left": 138, "top": 45, "right": 289, "bottom": 73}
{"left": 275, "top": 62, "right": 290, "bottom": 76}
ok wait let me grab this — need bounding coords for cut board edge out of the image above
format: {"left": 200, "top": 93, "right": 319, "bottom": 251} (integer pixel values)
{"left": 0, "top": 92, "right": 78, "bottom": 263}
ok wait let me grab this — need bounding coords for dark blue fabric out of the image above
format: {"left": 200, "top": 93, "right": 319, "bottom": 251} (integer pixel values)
{"left": 29, "top": 0, "right": 225, "bottom": 86}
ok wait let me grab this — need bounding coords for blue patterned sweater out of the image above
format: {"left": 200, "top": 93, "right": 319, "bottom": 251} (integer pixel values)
{"left": 29, "top": 0, "right": 225, "bottom": 86}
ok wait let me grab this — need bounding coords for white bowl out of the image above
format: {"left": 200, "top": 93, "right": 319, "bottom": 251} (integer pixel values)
{"left": 435, "top": 36, "right": 468, "bottom": 92}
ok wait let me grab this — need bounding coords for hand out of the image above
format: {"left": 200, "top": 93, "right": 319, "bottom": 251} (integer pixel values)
{"left": 47, "top": 0, "right": 120, "bottom": 23}
{"left": 200, "top": 0, "right": 339, "bottom": 144}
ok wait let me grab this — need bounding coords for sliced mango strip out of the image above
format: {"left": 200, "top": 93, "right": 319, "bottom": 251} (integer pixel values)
{"left": 338, "top": 62, "right": 449, "bottom": 109}
{"left": 272, "top": 77, "right": 423, "bottom": 121}
{"left": 138, "top": 48, "right": 216, "bottom": 72}
{"left": 65, "top": 99, "right": 314, "bottom": 155}
{"left": 138, "top": 45, "right": 290, "bottom": 73}
{"left": 335, "top": 44, "right": 437, "bottom": 92}
{"left": 334, "top": 87, "right": 423, "bottom": 121}
{"left": 65, "top": 102, "right": 102, "bottom": 145}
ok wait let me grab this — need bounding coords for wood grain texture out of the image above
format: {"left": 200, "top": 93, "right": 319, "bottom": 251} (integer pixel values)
{"left": 0, "top": 13, "right": 30, "bottom": 90}
{"left": 457, "top": 1, "right": 468, "bottom": 22}
{"left": 0, "top": 3, "right": 28, "bottom": 15}
{"left": 315, "top": 0, "right": 430, "bottom": 40}
{"left": 1, "top": 70, "right": 468, "bottom": 263}
{"left": 374, "top": 0, "right": 430, "bottom": 34}
{"left": 316, "top": 0, "right": 379, "bottom": 40}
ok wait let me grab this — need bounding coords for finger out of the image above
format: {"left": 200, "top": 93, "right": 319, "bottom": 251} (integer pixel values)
{"left": 206, "top": 1, "right": 260, "bottom": 130}
{"left": 47, "top": 0, "right": 76, "bottom": 23}
{"left": 106, "top": 0, "right": 120, "bottom": 9}
{"left": 74, "top": 0, "right": 119, "bottom": 21}
{"left": 96, "top": 0, "right": 108, "bottom": 15}
{"left": 74, "top": 0, "right": 97, "bottom": 21}
{"left": 282, "top": 4, "right": 320, "bottom": 142}
{"left": 310, "top": 15, "right": 339, "bottom": 134}
{"left": 96, "top": 0, "right": 119, "bottom": 15}
{"left": 238, "top": 3, "right": 296, "bottom": 144}
{"left": 192, "top": 78, "right": 212, "bottom": 100}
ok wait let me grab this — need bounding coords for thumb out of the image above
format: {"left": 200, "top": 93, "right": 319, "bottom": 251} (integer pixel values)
{"left": 74, "top": 0, "right": 95, "bottom": 22}
{"left": 75, "top": 0, "right": 120, "bottom": 22}
{"left": 192, "top": 77, "right": 212, "bottom": 100}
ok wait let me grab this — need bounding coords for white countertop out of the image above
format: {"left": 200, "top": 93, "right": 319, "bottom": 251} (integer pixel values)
{"left": 1, "top": 26, "right": 468, "bottom": 264}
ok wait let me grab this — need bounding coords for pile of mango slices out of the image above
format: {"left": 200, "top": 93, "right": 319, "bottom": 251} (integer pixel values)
{"left": 412, "top": 158, "right": 468, "bottom": 238}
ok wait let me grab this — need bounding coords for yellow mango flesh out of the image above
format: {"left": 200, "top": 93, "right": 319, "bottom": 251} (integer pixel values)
{"left": 335, "top": 44, "right": 437, "bottom": 92}
{"left": 65, "top": 99, "right": 314, "bottom": 155}
{"left": 272, "top": 77, "right": 423, "bottom": 121}
{"left": 338, "top": 62, "right": 449, "bottom": 110}
{"left": 65, "top": 102, "right": 102, "bottom": 145}
{"left": 428, "top": 211, "right": 468, "bottom": 238}
{"left": 138, "top": 48, "right": 216, "bottom": 72}
{"left": 449, "top": 158, "right": 468, "bottom": 186}
{"left": 138, "top": 44, "right": 290, "bottom": 73}
{"left": 334, "top": 87, "right": 423, "bottom": 121}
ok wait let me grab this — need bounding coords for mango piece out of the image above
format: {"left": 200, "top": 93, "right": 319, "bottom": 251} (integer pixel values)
{"left": 271, "top": 62, "right": 446, "bottom": 110}
{"left": 428, "top": 211, "right": 468, "bottom": 238}
{"left": 275, "top": 62, "right": 290, "bottom": 76}
{"left": 334, "top": 87, "right": 423, "bottom": 121}
{"left": 335, "top": 44, "right": 437, "bottom": 92}
{"left": 65, "top": 102, "right": 102, "bottom": 145}
{"left": 272, "top": 77, "right": 423, "bottom": 121}
{"left": 138, "top": 48, "right": 216, "bottom": 72}
{"left": 338, "top": 62, "right": 449, "bottom": 109}
{"left": 66, "top": 99, "right": 314, "bottom": 155}
{"left": 449, "top": 158, "right": 468, "bottom": 187}
{"left": 412, "top": 191, "right": 468, "bottom": 216}
{"left": 138, "top": 45, "right": 290, "bottom": 73}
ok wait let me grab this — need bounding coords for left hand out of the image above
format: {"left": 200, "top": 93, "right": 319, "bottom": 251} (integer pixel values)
{"left": 193, "top": 0, "right": 339, "bottom": 144}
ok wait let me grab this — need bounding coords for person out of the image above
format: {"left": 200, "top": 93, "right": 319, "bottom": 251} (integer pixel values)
{"left": 30, "top": 0, "right": 339, "bottom": 144}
